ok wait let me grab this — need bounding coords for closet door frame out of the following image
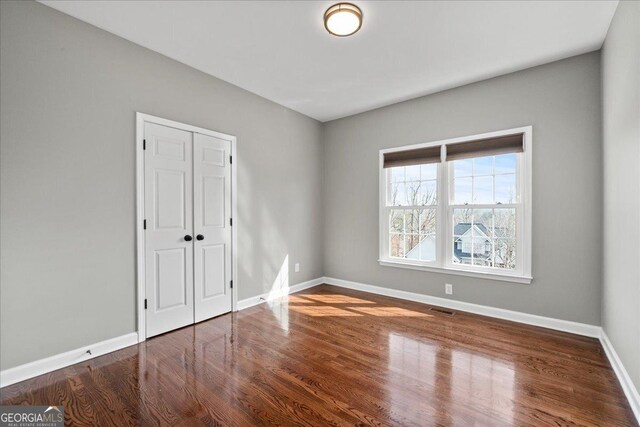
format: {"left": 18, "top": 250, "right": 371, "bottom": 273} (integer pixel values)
{"left": 135, "top": 112, "right": 238, "bottom": 343}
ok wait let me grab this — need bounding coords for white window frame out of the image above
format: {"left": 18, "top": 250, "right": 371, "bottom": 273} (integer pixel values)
{"left": 379, "top": 126, "right": 532, "bottom": 284}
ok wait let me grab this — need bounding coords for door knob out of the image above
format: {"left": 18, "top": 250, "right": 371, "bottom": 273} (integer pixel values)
{"left": 184, "top": 235, "right": 193, "bottom": 241}
{"left": 196, "top": 234, "right": 204, "bottom": 241}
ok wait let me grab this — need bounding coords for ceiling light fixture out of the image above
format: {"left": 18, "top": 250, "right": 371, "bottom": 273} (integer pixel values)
{"left": 324, "top": 3, "right": 363, "bottom": 37}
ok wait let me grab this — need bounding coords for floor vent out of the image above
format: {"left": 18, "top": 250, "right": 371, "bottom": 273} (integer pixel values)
{"left": 429, "top": 307, "right": 455, "bottom": 316}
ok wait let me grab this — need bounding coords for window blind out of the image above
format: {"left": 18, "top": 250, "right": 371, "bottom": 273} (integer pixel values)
{"left": 383, "top": 132, "right": 524, "bottom": 168}
{"left": 445, "top": 133, "right": 524, "bottom": 161}
{"left": 383, "top": 146, "right": 442, "bottom": 168}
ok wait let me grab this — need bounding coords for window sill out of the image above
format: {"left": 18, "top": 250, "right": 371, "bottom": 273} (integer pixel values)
{"left": 378, "top": 259, "right": 533, "bottom": 284}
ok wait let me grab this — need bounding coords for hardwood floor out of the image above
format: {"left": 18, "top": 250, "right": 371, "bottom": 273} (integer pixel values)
{"left": 1, "top": 284, "right": 636, "bottom": 426}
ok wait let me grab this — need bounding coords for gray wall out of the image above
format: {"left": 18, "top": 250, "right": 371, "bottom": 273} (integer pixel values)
{"left": 1, "top": 0, "right": 629, "bottom": 377}
{"left": 602, "top": 1, "right": 640, "bottom": 393}
{"left": 323, "top": 52, "right": 603, "bottom": 325}
{"left": 0, "top": 1, "right": 323, "bottom": 370}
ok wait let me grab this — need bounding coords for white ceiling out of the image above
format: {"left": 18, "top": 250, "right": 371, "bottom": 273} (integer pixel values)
{"left": 40, "top": 1, "right": 618, "bottom": 122}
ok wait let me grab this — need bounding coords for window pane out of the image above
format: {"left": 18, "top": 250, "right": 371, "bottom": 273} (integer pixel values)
{"left": 473, "top": 176, "right": 493, "bottom": 204}
{"left": 452, "top": 208, "right": 515, "bottom": 271}
{"left": 452, "top": 242, "right": 465, "bottom": 264}
{"left": 452, "top": 208, "right": 493, "bottom": 237}
{"left": 390, "top": 210, "right": 404, "bottom": 233}
{"left": 405, "top": 165, "right": 420, "bottom": 181}
{"left": 494, "top": 239, "right": 516, "bottom": 270}
{"left": 388, "top": 208, "right": 438, "bottom": 262}
{"left": 454, "top": 158, "right": 473, "bottom": 177}
{"left": 419, "top": 234, "right": 436, "bottom": 261}
{"left": 417, "top": 180, "right": 437, "bottom": 205}
{"left": 472, "top": 209, "right": 493, "bottom": 235}
{"left": 388, "top": 164, "right": 439, "bottom": 207}
{"left": 473, "top": 156, "right": 493, "bottom": 176}
{"left": 451, "top": 153, "right": 519, "bottom": 206}
{"left": 453, "top": 177, "right": 472, "bottom": 204}
{"left": 390, "top": 167, "right": 405, "bottom": 183}
{"left": 405, "top": 210, "right": 420, "bottom": 234}
{"left": 495, "top": 154, "right": 516, "bottom": 174}
{"left": 453, "top": 209, "right": 472, "bottom": 264}
{"left": 404, "top": 233, "right": 437, "bottom": 262}
{"left": 406, "top": 182, "right": 421, "bottom": 206}
{"left": 494, "top": 208, "right": 516, "bottom": 238}
{"left": 421, "top": 163, "right": 437, "bottom": 180}
{"left": 495, "top": 174, "right": 516, "bottom": 204}
{"left": 389, "top": 183, "right": 407, "bottom": 206}
{"left": 419, "top": 209, "right": 437, "bottom": 234}
{"left": 471, "top": 209, "right": 492, "bottom": 265}
{"left": 390, "top": 234, "right": 404, "bottom": 258}
{"left": 405, "top": 235, "right": 420, "bottom": 259}
{"left": 471, "top": 237, "right": 492, "bottom": 266}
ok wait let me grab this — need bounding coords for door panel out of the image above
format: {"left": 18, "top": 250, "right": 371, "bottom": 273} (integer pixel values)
{"left": 202, "top": 147, "right": 225, "bottom": 166}
{"left": 193, "top": 133, "right": 232, "bottom": 322}
{"left": 144, "top": 122, "right": 194, "bottom": 338}
{"left": 155, "top": 248, "right": 187, "bottom": 310}
{"left": 154, "top": 137, "right": 186, "bottom": 160}
{"left": 202, "top": 176, "right": 225, "bottom": 227}
{"left": 201, "top": 244, "right": 225, "bottom": 299}
{"left": 155, "top": 170, "right": 186, "bottom": 229}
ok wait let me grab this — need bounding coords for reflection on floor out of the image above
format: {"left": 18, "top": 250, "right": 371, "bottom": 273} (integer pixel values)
{"left": 1, "top": 285, "right": 636, "bottom": 426}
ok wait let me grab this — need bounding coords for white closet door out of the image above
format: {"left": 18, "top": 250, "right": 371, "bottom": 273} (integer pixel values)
{"left": 193, "top": 133, "right": 232, "bottom": 322}
{"left": 144, "top": 122, "right": 194, "bottom": 338}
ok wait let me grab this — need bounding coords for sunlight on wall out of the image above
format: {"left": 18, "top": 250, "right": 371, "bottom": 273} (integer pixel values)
{"left": 266, "top": 255, "right": 290, "bottom": 332}
{"left": 267, "top": 255, "right": 289, "bottom": 301}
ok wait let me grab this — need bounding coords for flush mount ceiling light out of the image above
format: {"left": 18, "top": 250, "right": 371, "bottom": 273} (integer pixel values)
{"left": 324, "top": 3, "right": 363, "bottom": 37}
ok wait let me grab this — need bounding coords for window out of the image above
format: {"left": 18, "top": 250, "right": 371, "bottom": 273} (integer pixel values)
{"left": 379, "top": 127, "right": 532, "bottom": 283}
{"left": 388, "top": 163, "right": 438, "bottom": 261}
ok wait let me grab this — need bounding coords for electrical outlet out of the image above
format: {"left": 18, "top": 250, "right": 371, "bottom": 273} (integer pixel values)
{"left": 295, "top": 263, "right": 300, "bottom": 273}
{"left": 445, "top": 283, "right": 453, "bottom": 295}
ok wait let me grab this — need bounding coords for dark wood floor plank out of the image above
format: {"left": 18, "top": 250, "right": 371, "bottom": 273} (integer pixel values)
{"left": 1, "top": 284, "right": 636, "bottom": 426}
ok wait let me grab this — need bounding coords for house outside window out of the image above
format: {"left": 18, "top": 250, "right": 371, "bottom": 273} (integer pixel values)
{"left": 379, "top": 127, "right": 532, "bottom": 284}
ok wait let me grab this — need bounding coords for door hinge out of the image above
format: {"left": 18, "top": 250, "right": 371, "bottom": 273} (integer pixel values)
{"left": 230, "top": 218, "right": 233, "bottom": 226}
{"left": 144, "top": 299, "right": 147, "bottom": 310}
{"left": 229, "top": 155, "right": 232, "bottom": 164}
{"left": 143, "top": 219, "right": 147, "bottom": 230}
{"left": 143, "top": 139, "right": 146, "bottom": 150}
{"left": 230, "top": 280, "right": 233, "bottom": 289}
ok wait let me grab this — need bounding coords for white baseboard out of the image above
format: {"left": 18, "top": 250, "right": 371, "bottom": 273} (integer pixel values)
{"left": 3, "top": 279, "right": 637, "bottom": 425}
{"left": 324, "top": 276, "right": 640, "bottom": 422}
{"left": 323, "top": 277, "right": 601, "bottom": 338}
{"left": 1, "top": 277, "right": 325, "bottom": 389}
{"left": 237, "top": 277, "right": 325, "bottom": 311}
{"left": 600, "top": 330, "right": 640, "bottom": 422}
{"left": 0, "top": 332, "right": 139, "bottom": 388}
